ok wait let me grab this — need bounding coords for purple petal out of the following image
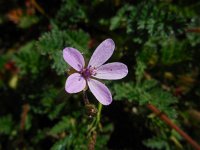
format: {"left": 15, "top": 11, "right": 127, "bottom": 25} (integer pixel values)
{"left": 88, "top": 79, "right": 112, "bottom": 105}
{"left": 65, "top": 73, "right": 86, "bottom": 93}
{"left": 63, "top": 47, "right": 85, "bottom": 71}
{"left": 88, "top": 39, "right": 115, "bottom": 68}
{"left": 93, "top": 62, "right": 128, "bottom": 80}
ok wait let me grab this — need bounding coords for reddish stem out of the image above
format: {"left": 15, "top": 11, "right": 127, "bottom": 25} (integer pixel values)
{"left": 186, "top": 28, "right": 200, "bottom": 33}
{"left": 147, "top": 104, "right": 200, "bottom": 150}
{"left": 20, "top": 103, "right": 30, "bottom": 130}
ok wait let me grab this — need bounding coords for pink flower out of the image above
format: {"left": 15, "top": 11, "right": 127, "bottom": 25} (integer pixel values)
{"left": 63, "top": 39, "right": 128, "bottom": 105}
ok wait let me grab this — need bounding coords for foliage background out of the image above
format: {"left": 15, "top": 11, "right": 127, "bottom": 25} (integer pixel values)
{"left": 0, "top": 0, "right": 200, "bottom": 149}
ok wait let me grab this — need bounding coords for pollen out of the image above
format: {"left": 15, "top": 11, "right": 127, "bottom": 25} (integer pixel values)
{"left": 81, "top": 67, "right": 96, "bottom": 79}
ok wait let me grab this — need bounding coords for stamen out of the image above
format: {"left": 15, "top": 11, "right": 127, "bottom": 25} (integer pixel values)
{"left": 81, "top": 66, "right": 96, "bottom": 79}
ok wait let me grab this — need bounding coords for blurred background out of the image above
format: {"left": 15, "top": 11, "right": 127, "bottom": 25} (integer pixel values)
{"left": 0, "top": 0, "right": 200, "bottom": 149}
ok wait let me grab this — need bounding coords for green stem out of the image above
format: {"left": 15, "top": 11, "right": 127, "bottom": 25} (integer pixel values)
{"left": 88, "top": 103, "right": 103, "bottom": 136}
{"left": 96, "top": 103, "right": 103, "bottom": 126}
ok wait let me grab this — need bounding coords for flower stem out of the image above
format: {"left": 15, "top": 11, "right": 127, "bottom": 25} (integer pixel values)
{"left": 87, "top": 103, "right": 103, "bottom": 134}
{"left": 96, "top": 103, "right": 102, "bottom": 126}
{"left": 87, "top": 103, "right": 103, "bottom": 150}
{"left": 147, "top": 103, "right": 200, "bottom": 150}
{"left": 83, "top": 90, "right": 89, "bottom": 105}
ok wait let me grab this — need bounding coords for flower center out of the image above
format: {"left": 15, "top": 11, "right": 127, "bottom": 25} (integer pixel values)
{"left": 81, "top": 66, "right": 96, "bottom": 79}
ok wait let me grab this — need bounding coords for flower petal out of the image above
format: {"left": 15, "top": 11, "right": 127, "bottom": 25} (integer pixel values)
{"left": 63, "top": 47, "right": 85, "bottom": 71}
{"left": 65, "top": 73, "right": 86, "bottom": 93}
{"left": 88, "top": 39, "right": 115, "bottom": 68}
{"left": 88, "top": 79, "right": 112, "bottom": 105}
{"left": 93, "top": 62, "right": 128, "bottom": 80}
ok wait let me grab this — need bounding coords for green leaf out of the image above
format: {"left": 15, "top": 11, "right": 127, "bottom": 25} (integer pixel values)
{"left": 49, "top": 117, "right": 75, "bottom": 135}
{"left": 0, "top": 115, "right": 13, "bottom": 135}
{"left": 54, "top": 0, "right": 87, "bottom": 28}
{"left": 144, "top": 136, "right": 170, "bottom": 150}
{"left": 14, "top": 41, "right": 47, "bottom": 78}
{"left": 18, "top": 15, "right": 39, "bottom": 28}
{"left": 135, "top": 59, "right": 147, "bottom": 84}
{"left": 50, "top": 137, "right": 69, "bottom": 150}
{"left": 36, "top": 27, "right": 90, "bottom": 75}
{"left": 161, "top": 38, "right": 191, "bottom": 65}
{"left": 113, "top": 79, "right": 177, "bottom": 118}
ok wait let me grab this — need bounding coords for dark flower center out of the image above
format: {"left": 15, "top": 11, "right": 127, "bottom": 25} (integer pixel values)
{"left": 81, "top": 66, "right": 96, "bottom": 79}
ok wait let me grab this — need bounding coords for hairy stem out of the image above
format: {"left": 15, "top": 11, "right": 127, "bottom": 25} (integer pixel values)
{"left": 96, "top": 103, "right": 102, "bottom": 126}
{"left": 83, "top": 90, "right": 89, "bottom": 105}
{"left": 87, "top": 103, "right": 103, "bottom": 150}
